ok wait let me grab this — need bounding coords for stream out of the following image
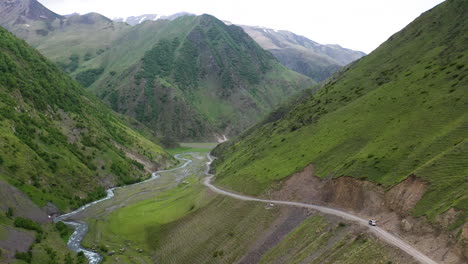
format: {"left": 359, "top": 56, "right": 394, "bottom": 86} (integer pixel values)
{"left": 53, "top": 153, "right": 193, "bottom": 264}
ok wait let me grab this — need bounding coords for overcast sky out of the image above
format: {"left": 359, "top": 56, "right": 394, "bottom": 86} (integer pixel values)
{"left": 37, "top": 0, "right": 445, "bottom": 53}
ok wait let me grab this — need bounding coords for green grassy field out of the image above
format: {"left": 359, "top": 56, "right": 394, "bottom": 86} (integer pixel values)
{"left": 212, "top": 0, "right": 467, "bottom": 224}
{"left": 167, "top": 142, "right": 218, "bottom": 154}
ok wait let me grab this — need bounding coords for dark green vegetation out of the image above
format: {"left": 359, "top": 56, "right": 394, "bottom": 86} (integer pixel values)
{"left": 241, "top": 25, "right": 365, "bottom": 82}
{"left": 93, "top": 14, "right": 314, "bottom": 140}
{"left": 213, "top": 0, "right": 467, "bottom": 226}
{"left": 75, "top": 67, "right": 104, "bottom": 87}
{"left": 0, "top": 26, "right": 174, "bottom": 212}
{"left": 14, "top": 217, "right": 43, "bottom": 233}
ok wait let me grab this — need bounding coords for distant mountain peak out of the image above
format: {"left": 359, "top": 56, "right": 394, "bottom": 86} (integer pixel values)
{"left": 0, "top": 0, "right": 63, "bottom": 25}
{"left": 113, "top": 12, "right": 195, "bottom": 26}
{"left": 239, "top": 24, "right": 365, "bottom": 81}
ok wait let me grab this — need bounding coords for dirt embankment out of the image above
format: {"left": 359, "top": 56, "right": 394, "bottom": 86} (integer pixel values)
{"left": 267, "top": 164, "right": 466, "bottom": 264}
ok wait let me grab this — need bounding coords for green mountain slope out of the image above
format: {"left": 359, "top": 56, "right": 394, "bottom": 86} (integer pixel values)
{"left": 240, "top": 25, "right": 366, "bottom": 82}
{"left": 88, "top": 14, "right": 314, "bottom": 141}
{"left": 0, "top": 26, "right": 174, "bottom": 212}
{"left": 213, "top": 0, "right": 467, "bottom": 224}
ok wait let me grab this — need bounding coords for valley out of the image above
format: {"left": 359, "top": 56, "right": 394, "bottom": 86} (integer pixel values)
{"left": 0, "top": 0, "right": 466, "bottom": 263}
{"left": 60, "top": 151, "right": 419, "bottom": 264}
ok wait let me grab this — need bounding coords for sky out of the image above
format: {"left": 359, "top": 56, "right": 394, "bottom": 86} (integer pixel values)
{"left": 37, "top": 0, "right": 445, "bottom": 53}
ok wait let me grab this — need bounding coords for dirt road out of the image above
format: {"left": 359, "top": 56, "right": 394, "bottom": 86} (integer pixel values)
{"left": 203, "top": 155, "right": 438, "bottom": 264}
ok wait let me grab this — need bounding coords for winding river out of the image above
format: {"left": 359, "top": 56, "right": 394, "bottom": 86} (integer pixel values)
{"left": 53, "top": 153, "right": 193, "bottom": 264}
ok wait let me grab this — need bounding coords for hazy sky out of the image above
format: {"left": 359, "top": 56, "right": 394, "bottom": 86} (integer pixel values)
{"left": 37, "top": 0, "right": 445, "bottom": 53}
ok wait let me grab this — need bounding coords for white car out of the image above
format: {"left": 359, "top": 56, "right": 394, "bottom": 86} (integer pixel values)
{"left": 368, "top": 219, "right": 377, "bottom": 226}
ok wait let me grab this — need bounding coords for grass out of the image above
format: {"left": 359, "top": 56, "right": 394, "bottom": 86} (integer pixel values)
{"left": 167, "top": 142, "right": 218, "bottom": 154}
{"left": 213, "top": 0, "right": 467, "bottom": 224}
{"left": 91, "top": 176, "right": 205, "bottom": 249}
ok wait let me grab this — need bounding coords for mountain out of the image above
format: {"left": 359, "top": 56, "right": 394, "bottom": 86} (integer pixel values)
{"left": 81, "top": 14, "right": 314, "bottom": 141}
{"left": 213, "top": 0, "right": 467, "bottom": 261}
{"left": 0, "top": 0, "right": 62, "bottom": 28}
{"left": 113, "top": 12, "right": 195, "bottom": 26}
{"left": 1, "top": 2, "right": 315, "bottom": 141}
{"left": 111, "top": 11, "right": 365, "bottom": 82}
{"left": 0, "top": 0, "right": 131, "bottom": 71}
{"left": 240, "top": 25, "right": 366, "bottom": 81}
{"left": 0, "top": 26, "right": 175, "bottom": 214}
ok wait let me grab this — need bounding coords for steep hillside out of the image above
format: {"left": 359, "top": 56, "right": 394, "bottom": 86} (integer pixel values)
{"left": 87, "top": 14, "right": 314, "bottom": 141}
{"left": 240, "top": 25, "right": 365, "bottom": 81}
{"left": 213, "top": 0, "right": 466, "bottom": 237}
{"left": 0, "top": 26, "right": 174, "bottom": 214}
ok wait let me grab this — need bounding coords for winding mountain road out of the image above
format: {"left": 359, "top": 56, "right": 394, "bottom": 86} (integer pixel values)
{"left": 203, "top": 154, "right": 438, "bottom": 264}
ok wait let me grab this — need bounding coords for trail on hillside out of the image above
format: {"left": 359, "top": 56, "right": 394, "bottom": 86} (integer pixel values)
{"left": 203, "top": 154, "right": 438, "bottom": 264}
{"left": 53, "top": 154, "right": 193, "bottom": 264}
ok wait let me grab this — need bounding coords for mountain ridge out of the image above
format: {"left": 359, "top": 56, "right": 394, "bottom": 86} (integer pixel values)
{"left": 113, "top": 12, "right": 195, "bottom": 25}
{"left": 109, "top": 11, "right": 365, "bottom": 82}
{"left": 240, "top": 24, "right": 366, "bottom": 81}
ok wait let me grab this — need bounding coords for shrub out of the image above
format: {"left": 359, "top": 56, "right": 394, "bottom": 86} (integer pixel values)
{"left": 75, "top": 68, "right": 104, "bottom": 87}
{"left": 55, "top": 221, "right": 70, "bottom": 238}
{"left": 15, "top": 251, "right": 32, "bottom": 263}
{"left": 64, "top": 253, "right": 74, "bottom": 264}
{"left": 14, "top": 217, "right": 43, "bottom": 233}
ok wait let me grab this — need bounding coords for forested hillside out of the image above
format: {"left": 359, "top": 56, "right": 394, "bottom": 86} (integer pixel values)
{"left": 0, "top": 27, "right": 174, "bottom": 212}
